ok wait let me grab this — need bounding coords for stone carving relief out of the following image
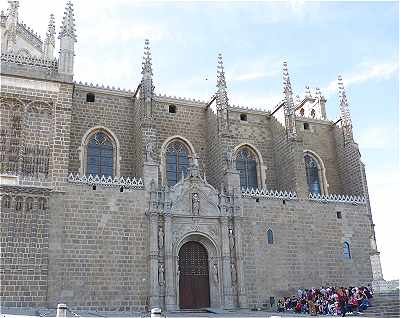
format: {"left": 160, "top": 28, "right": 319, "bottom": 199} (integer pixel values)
{"left": 158, "top": 226, "right": 164, "bottom": 250}
{"left": 231, "top": 263, "right": 237, "bottom": 286}
{"left": 158, "top": 263, "right": 165, "bottom": 286}
{"left": 228, "top": 228, "right": 235, "bottom": 251}
{"left": 212, "top": 263, "right": 219, "bottom": 285}
{"left": 191, "top": 192, "right": 200, "bottom": 215}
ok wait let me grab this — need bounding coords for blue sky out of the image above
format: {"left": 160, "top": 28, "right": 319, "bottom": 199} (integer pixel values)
{"left": 4, "top": 0, "right": 398, "bottom": 280}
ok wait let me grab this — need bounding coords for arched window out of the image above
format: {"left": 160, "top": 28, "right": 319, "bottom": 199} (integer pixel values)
{"left": 304, "top": 153, "right": 321, "bottom": 194}
{"left": 343, "top": 242, "right": 351, "bottom": 259}
{"left": 25, "top": 197, "right": 34, "bottom": 211}
{"left": 15, "top": 196, "right": 23, "bottom": 211}
{"left": 267, "top": 229, "right": 274, "bottom": 244}
{"left": 236, "top": 147, "right": 257, "bottom": 190}
{"left": 2, "top": 196, "right": 11, "bottom": 209}
{"left": 86, "top": 131, "right": 114, "bottom": 177}
{"left": 38, "top": 198, "right": 47, "bottom": 210}
{"left": 166, "top": 141, "right": 189, "bottom": 187}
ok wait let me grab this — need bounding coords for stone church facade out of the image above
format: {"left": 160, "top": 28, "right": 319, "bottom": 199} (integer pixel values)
{"left": 0, "top": 1, "right": 384, "bottom": 312}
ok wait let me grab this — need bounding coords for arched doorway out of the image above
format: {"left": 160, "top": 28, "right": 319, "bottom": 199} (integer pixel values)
{"left": 178, "top": 241, "right": 210, "bottom": 309}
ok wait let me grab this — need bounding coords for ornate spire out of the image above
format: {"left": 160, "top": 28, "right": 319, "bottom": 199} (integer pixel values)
{"left": 43, "top": 14, "right": 55, "bottom": 58}
{"left": 216, "top": 53, "right": 229, "bottom": 111}
{"left": 338, "top": 75, "right": 353, "bottom": 143}
{"left": 45, "top": 14, "right": 56, "bottom": 45}
{"left": 305, "top": 85, "right": 311, "bottom": 98}
{"left": 141, "top": 39, "right": 154, "bottom": 119}
{"left": 315, "top": 87, "right": 321, "bottom": 99}
{"left": 58, "top": 1, "right": 76, "bottom": 41}
{"left": 4, "top": 1, "right": 19, "bottom": 52}
{"left": 142, "top": 38, "right": 153, "bottom": 75}
{"left": 215, "top": 53, "right": 230, "bottom": 134}
{"left": 282, "top": 61, "right": 297, "bottom": 140}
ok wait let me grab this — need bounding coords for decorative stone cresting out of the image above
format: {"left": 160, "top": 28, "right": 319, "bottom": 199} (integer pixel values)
{"left": 67, "top": 173, "right": 144, "bottom": 189}
{"left": 241, "top": 187, "right": 298, "bottom": 200}
{"left": 1, "top": 53, "right": 58, "bottom": 71}
{"left": 309, "top": 192, "right": 366, "bottom": 204}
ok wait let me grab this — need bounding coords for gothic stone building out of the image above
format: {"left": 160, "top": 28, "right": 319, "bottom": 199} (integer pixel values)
{"left": 0, "top": 1, "right": 384, "bottom": 312}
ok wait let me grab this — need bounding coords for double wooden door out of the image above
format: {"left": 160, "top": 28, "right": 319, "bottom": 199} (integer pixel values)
{"left": 178, "top": 241, "right": 210, "bottom": 309}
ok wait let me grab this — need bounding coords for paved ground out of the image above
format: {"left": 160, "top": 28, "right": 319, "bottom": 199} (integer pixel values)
{"left": 0, "top": 311, "right": 379, "bottom": 318}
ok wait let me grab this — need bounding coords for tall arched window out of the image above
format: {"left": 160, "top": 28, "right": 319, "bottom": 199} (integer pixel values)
{"left": 267, "top": 229, "right": 274, "bottom": 244}
{"left": 304, "top": 153, "right": 321, "bottom": 194}
{"left": 166, "top": 141, "right": 189, "bottom": 187}
{"left": 236, "top": 147, "right": 258, "bottom": 190}
{"left": 343, "top": 242, "right": 351, "bottom": 259}
{"left": 86, "top": 131, "right": 114, "bottom": 177}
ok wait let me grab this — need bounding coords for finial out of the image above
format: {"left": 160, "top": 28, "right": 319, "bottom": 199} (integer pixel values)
{"left": 305, "top": 85, "right": 311, "bottom": 97}
{"left": 337, "top": 75, "right": 353, "bottom": 142}
{"left": 315, "top": 87, "right": 321, "bottom": 98}
{"left": 7, "top": 1, "right": 19, "bottom": 17}
{"left": 282, "top": 61, "right": 297, "bottom": 139}
{"left": 59, "top": 0, "right": 77, "bottom": 41}
{"left": 45, "top": 14, "right": 56, "bottom": 46}
{"left": 295, "top": 94, "right": 301, "bottom": 104}
{"left": 216, "top": 53, "right": 229, "bottom": 111}
{"left": 282, "top": 61, "right": 293, "bottom": 95}
{"left": 142, "top": 38, "right": 153, "bottom": 75}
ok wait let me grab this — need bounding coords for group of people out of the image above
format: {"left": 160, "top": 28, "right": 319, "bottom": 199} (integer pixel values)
{"left": 277, "top": 286, "right": 373, "bottom": 316}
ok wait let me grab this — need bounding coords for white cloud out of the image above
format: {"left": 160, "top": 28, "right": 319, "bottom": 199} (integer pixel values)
{"left": 358, "top": 126, "right": 396, "bottom": 150}
{"left": 324, "top": 61, "right": 398, "bottom": 95}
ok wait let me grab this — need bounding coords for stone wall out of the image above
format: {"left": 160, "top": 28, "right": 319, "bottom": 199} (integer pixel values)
{"left": 297, "top": 118, "right": 344, "bottom": 194}
{"left": 334, "top": 129, "right": 365, "bottom": 196}
{"left": 0, "top": 187, "right": 50, "bottom": 308}
{"left": 69, "top": 87, "right": 135, "bottom": 177}
{"left": 47, "top": 184, "right": 149, "bottom": 311}
{"left": 241, "top": 197, "right": 373, "bottom": 308}
{"left": 151, "top": 97, "right": 208, "bottom": 184}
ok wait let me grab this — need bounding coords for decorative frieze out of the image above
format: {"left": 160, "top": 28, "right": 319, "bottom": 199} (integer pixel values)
{"left": 241, "top": 187, "right": 298, "bottom": 200}
{"left": 67, "top": 173, "right": 144, "bottom": 189}
{"left": 309, "top": 192, "right": 366, "bottom": 204}
{"left": 1, "top": 52, "right": 58, "bottom": 71}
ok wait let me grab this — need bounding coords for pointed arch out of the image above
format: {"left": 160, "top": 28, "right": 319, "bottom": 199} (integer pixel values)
{"left": 233, "top": 143, "right": 266, "bottom": 189}
{"left": 343, "top": 241, "right": 351, "bottom": 259}
{"left": 267, "top": 229, "right": 274, "bottom": 244}
{"left": 303, "top": 149, "right": 328, "bottom": 195}
{"left": 79, "top": 126, "right": 121, "bottom": 177}
{"left": 160, "top": 136, "right": 195, "bottom": 186}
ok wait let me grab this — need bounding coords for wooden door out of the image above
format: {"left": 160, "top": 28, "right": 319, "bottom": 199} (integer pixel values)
{"left": 179, "top": 241, "right": 210, "bottom": 309}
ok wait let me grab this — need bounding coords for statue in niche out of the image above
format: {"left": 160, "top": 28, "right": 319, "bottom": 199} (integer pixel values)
{"left": 192, "top": 193, "right": 200, "bottom": 215}
{"left": 158, "top": 263, "right": 165, "bottom": 286}
{"left": 145, "top": 142, "right": 155, "bottom": 162}
{"left": 231, "top": 263, "right": 237, "bottom": 285}
{"left": 212, "top": 263, "right": 219, "bottom": 284}
{"left": 229, "top": 228, "right": 235, "bottom": 250}
{"left": 158, "top": 226, "right": 164, "bottom": 250}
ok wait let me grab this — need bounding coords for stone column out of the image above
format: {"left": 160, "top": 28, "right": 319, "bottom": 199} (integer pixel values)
{"left": 164, "top": 212, "right": 175, "bottom": 311}
{"left": 149, "top": 211, "right": 159, "bottom": 308}
{"left": 233, "top": 216, "right": 248, "bottom": 308}
{"left": 221, "top": 216, "right": 234, "bottom": 309}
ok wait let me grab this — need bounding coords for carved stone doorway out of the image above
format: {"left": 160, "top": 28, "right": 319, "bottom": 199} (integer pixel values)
{"left": 178, "top": 241, "right": 210, "bottom": 309}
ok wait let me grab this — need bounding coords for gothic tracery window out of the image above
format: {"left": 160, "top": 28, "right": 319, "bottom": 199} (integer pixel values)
{"left": 304, "top": 153, "right": 321, "bottom": 194}
{"left": 86, "top": 131, "right": 114, "bottom": 177}
{"left": 2, "top": 196, "right": 11, "bottom": 209}
{"left": 166, "top": 141, "right": 189, "bottom": 187}
{"left": 236, "top": 147, "right": 258, "bottom": 190}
